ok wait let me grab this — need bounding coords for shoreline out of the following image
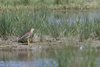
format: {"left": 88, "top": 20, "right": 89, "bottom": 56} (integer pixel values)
{"left": 0, "top": 36, "right": 100, "bottom": 50}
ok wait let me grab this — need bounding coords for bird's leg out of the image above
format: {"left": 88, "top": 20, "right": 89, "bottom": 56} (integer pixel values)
{"left": 27, "top": 38, "right": 30, "bottom": 45}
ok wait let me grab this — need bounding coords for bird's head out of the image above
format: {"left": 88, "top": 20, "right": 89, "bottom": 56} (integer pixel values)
{"left": 30, "top": 28, "right": 34, "bottom": 33}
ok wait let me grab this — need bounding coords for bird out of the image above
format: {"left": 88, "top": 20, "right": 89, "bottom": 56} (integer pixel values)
{"left": 79, "top": 45, "right": 83, "bottom": 50}
{"left": 79, "top": 45, "right": 85, "bottom": 50}
{"left": 17, "top": 28, "right": 34, "bottom": 45}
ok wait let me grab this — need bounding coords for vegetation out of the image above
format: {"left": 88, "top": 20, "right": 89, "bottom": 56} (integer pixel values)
{"left": 0, "top": 0, "right": 99, "bottom": 5}
{"left": 0, "top": 7, "right": 99, "bottom": 41}
{"left": 0, "top": 0, "right": 99, "bottom": 41}
{"left": 0, "top": 1, "right": 99, "bottom": 67}
{"left": 0, "top": 0, "right": 100, "bottom": 9}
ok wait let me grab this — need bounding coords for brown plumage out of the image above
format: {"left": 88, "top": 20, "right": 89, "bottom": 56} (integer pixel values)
{"left": 18, "top": 28, "right": 34, "bottom": 45}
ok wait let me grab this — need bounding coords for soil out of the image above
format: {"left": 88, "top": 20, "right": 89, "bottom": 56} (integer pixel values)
{"left": 0, "top": 36, "right": 100, "bottom": 50}
{"left": 0, "top": 36, "right": 66, "bottom": 50}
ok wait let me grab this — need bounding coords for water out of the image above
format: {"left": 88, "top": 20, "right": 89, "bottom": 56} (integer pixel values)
{"left": 0, "top": 45, "right": 99, "bottom": 67}
{"left": 0, "top": 48, "right": 59, "bottom": 67}
{"left": 0, "top": 59, "right": 58, "bottom": 67}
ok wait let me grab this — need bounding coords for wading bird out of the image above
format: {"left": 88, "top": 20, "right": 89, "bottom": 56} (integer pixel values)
{"left": 18, "top": 28, "right": 34, "bottom": 45}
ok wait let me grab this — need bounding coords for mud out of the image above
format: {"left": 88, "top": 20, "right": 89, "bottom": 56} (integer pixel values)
{"left": 0, "top": 36, "right": 100, "bottom": 50}
{"left": 0, "top": 36, "right": 66, "bottom": 50}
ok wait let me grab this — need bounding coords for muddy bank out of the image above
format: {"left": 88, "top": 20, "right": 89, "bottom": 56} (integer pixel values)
{"left": 0, "top": 36, "right": 66, "bottom": 50}
{"left": 0, "top": 36, "right": 100, "bottom": 50}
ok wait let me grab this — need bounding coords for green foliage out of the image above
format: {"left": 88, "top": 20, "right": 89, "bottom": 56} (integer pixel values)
{"left": 0, "top": 8, "right": 99, "bottom": 41}
{"left": 21, "top": 0, "right": 30, "bottom": 5}
{"left": 0, "top": 11, "right": 13, "bottom": 37}
{"left": 0, "top": 0, "right": 99, "bottom": 6}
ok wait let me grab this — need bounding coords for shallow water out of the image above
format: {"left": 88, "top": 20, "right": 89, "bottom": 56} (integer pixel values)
{"left": 0, "top": 59, "right": 58, "bottom": 67}
{"left": 0, "top": 48, "right": 59, "bottom": 67}
{"left": 0, "top": 45, "right": 99, "bottom": 67}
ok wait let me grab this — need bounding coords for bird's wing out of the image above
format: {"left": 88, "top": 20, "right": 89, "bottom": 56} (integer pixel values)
{"left": 18, "top": 33, "right": 29, "bottom": 40}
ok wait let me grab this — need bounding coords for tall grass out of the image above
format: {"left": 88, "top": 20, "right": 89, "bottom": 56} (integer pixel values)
{"left": 0, "top": 0, "right": 100, "bottom": 7}
{"left": 0, "top": 10, "right": 14, "bottom": 37}
{"left": 0, "top": 8, "right": 100, "bottom": 41}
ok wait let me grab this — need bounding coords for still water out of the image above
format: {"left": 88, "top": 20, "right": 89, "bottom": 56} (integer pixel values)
{"left": 0, "top": 48, "right": 59, "bottom": 67}
{"left": 0, "top": 45, "right": 99, "bottom": 67}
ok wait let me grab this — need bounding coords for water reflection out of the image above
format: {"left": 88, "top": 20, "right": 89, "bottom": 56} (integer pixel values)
{"left": 0, "top": 48, "right": 59, "bottom": 67}
{"left": 0, "top": 59, "right": 58, "bottom": 67}
{"left": 0, "top": 44, "right": 99, "bottom": 67}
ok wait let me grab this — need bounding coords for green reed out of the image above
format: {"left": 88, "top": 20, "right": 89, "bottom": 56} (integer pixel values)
{"left": 0, "top": 0, "right": 100, "bottom": 7}
{"left": 0, "top": 8, "right": 100, "bottom": 41}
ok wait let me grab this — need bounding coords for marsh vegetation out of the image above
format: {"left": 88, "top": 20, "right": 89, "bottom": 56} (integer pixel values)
{"left": 0, "top": 8, "right": 100, "bottom": 42}
{"left": 0, "top": 0, "right": 100, "bottom": 67}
